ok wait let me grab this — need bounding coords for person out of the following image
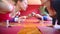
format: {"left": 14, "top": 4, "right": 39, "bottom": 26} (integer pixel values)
{"left": 17, "top": 5, "right": 52, "bottom": 23}
{"left": 0, "top": 0, "right": 28, "bottom": 27}
{"left": 44, "top": 0, "right": 57, "bottom": 26}
{"left": 0, "top": 0, "right": 15, "bottom": 28}
{"left": 50, "top": 0, "right": 60, "bottom": 29}
{"left": 12, "top": 0, "right": 28, "bottom": 23}
{"left": 38, "top": 5, "right": 52, "bottom": 21}
{"left": 40, "top": 0, "right": 57, "bottom": 27}
{"left": 41, "top": 0, "right": 60, "bottom": 29}
{"left": 18, "top": 12, "right": 52, "bottom": 23}
{"left": 32, "top": 12, "right": 52, "bottom": 21}
{"left": 10, "top": 0, "right": 28, "bottom": 18}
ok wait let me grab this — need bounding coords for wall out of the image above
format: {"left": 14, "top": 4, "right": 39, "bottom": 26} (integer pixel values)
{"left": 28, "top": 0, "right": 41, "bottom": 5}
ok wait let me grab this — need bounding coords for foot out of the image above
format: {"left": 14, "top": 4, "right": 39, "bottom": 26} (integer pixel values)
{"left": 54, "top": 25, "right": 60, "bottom": 29}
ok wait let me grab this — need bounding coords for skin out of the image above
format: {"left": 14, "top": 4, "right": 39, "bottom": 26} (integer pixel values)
{"left": 40, "top": 0, "right": 56, "bottom": 17}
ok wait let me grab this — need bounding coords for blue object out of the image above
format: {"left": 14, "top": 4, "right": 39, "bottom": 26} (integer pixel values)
{"left": 43, "top": 16, "right": 47, "bottom": 21}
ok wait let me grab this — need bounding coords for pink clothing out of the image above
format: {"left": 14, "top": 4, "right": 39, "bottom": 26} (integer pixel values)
{"left": 0, "top": 13, "right": 10, "bottom": 22}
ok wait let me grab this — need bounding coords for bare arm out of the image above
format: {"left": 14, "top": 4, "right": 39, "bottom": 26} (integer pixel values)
{"left": 44, "top": 0, "right": 56, "bottom": 17}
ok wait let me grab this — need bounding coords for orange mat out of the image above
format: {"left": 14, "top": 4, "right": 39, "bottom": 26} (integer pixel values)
{"left": 18, "top": 27, "right": 42, "bottom": 34}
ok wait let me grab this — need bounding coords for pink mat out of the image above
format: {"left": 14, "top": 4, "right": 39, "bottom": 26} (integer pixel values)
{"left": 0, "top": 26, "right": 23, "bottom": 34}
{"left": 37, "top": 26, "right": 60, "bottom": 34}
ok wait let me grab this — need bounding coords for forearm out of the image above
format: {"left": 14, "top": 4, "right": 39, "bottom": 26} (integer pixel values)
{"left": 35, "top": 14, "right": 43, "bottom": 18}
{"left": 47, "top": 7, "right": 56, "bottom": 14}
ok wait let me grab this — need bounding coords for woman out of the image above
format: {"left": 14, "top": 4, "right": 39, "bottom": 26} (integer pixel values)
{"left": 40, "top": 0, "right": 57, "bottom": 27}
{"left": 0, "top": 0, "right": 28, "bottom": 27}
{"left": 51, "top": 0, "right": 60, "bottom": 29}
{"left": 41, "top": 0, "right": 60, "bottom": 29}
{"left": 11, "top": 0, "right": 28, "bottom": 23}
{"left": 0, "top": 0, "right": 15, "bottom": 28}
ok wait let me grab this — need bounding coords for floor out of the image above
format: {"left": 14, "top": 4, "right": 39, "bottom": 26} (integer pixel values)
{"left": 0, "top": 17, "right": 60, "bottom": 34}
{"left": 0, "top": 25, "right": 60, "bottom": 34}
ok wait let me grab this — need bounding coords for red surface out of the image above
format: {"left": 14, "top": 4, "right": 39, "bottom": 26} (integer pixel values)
{"left": 0, "top": 5, "right": 60, "bottom": 34}
{"left": 0, "top": 26, "right": 60, "bottom": 34}
{"left": 0, "top": 26, "right": 23, "bottom": 34}
{"left": 37, "top": 26, "right": 60, "bottom": 34}
{"left": 20, "top": 5, "right": 41, "bottom": 16}
{"left": 0, "top": 17, "right": 53, "bottom": 34}
{"left": 0, "top": 13, "right": 10, "bottom": 22}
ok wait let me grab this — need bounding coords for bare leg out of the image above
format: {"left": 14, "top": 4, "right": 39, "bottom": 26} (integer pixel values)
{"left": 6, "top": 20, "right": 9, "bottom": 28}
{"left": 32, "top": 12, "right": 44, "bottom": 23}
